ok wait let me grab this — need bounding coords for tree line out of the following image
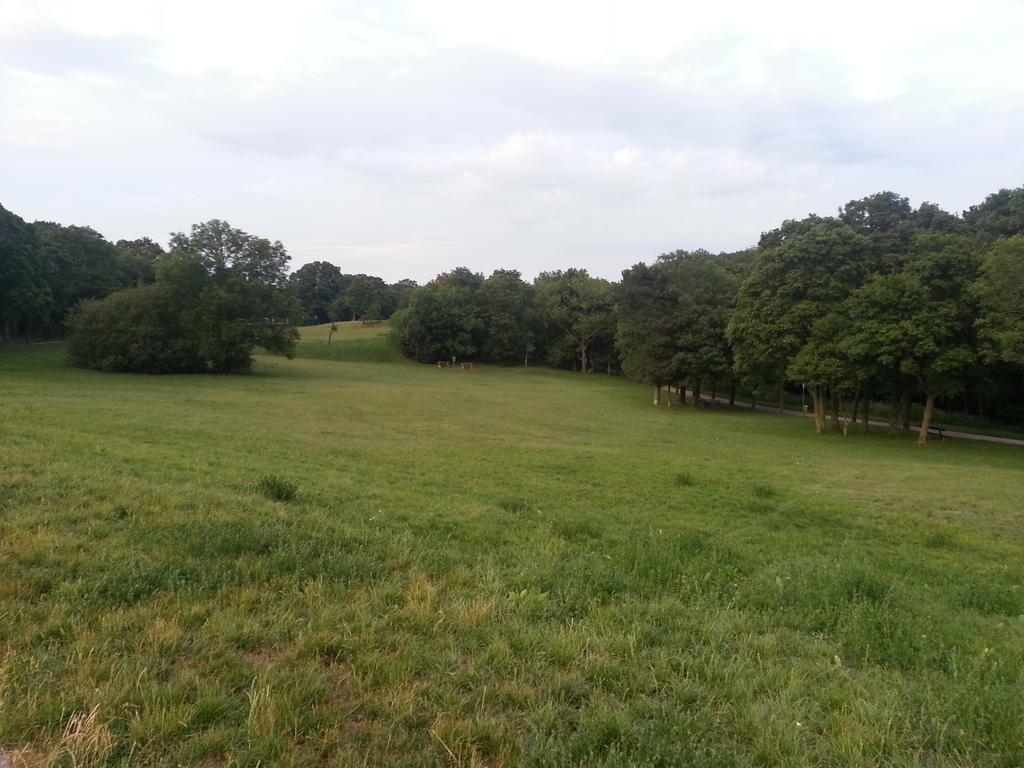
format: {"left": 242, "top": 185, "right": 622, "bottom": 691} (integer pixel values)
{"left": 288, "top": 261, "right": 418, "bottom": 324}
{"left": 1, "top": 203, "right": 167, "bottom": 342}
{"left": 0, "top": 207, "right": 298, "bottom": 372}
{"left": 390, "top": 188, "right": 1024, "bottom": 441}
{"left": 2, "top": 188, "right": 1022, "bottom": 438}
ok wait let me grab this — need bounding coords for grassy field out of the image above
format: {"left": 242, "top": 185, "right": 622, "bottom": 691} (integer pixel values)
{"left": 293, "top": 322, "right": 405, "bottom": 364}
{"left": 1, "top": 330, "right": 1022, "bottom": 767}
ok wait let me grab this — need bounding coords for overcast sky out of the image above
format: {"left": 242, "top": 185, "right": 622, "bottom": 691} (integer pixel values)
{"left": 2, "top": 1, "right": 1023, "bottom": 282}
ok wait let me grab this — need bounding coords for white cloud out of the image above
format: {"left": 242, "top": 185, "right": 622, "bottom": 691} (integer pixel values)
{"left": 1, "top": 1, "right": 1023, "bottom": 282}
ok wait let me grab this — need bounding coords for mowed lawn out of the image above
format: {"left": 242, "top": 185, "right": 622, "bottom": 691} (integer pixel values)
{"left": 1, "top": 333, "right": 1022, "bottom": 767}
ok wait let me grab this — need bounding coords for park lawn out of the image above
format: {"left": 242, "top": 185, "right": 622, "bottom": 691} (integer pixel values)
{"left": 293, "top": 322, "right": 405, "bottom": 364}
{"left": 0, "top": 335, "right": 1022, "bottom": 767}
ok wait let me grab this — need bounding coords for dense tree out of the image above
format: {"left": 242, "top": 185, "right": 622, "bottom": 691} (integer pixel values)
{"left": 660, "top": 250, "right": 741, "bottom": 403}
{"left": 480, "top": 269, "right": 535, "bottom": 365}
{"left": 392, "top": 268, "right": 486, "bottom": 363}
{"left": 845, "top": 276, "right": 974, "bottom": 443}
{"left": 0, "top": 204, "right": 51, "bottom": 341}
{"left": 534, "top": 269, "right": 614, "bottom": 373}
{"left": 839, "top": 190, "right": 914, "bottom": 235}
{"left": 290, "top": 261, "right": 345, "bottom": 324}
{"left": 838, "top": 191, "right": 922, "bottom": 276}
{"left": 974, "top": 236, "right": 1024, "bottom": 366}
{"left": 729, "top": 217, "right": 870, "bottom": 426}
{"left": 388, "top": 279, "right": 419, "bottom": 314}
{"left": 963, "top": 187, "right": 1024, "bottom": 240}
{"left": 70, "top": 220, "right": 298, "bottom": 373}
{"left": 114, "top": 237, "right": 164, "bottom": 286}
{"left": 34, "top": 222, "right": 123, "bottom": 332}
{"left": 913, "top": 201, "right": 966, "bottom": 234}
{"left": 336, "top": 274, "right": 390, "bottom": 321}
{"left": 615, "top": 262, "right": 676, "bottom": 403}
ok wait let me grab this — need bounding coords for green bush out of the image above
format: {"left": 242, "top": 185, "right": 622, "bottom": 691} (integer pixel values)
{"left": 68, "top": 284, "right": 202, "bottom": 373}
{"left": 67, "top": 220, "right": 299, "bottom": 374}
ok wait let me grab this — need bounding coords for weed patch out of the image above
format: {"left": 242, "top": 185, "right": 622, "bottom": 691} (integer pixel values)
{"left": 253, "top": 475, "right": 298, "bottom": 503}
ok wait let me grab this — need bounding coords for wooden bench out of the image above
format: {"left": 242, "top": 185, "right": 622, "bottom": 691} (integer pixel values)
{"left": 460, "top": 362, "right": 474, "bottom": 370}
{"left": 928, "top": 425, "right": 946, "bottom": 440}
{"left": 436, "top": 361, "right": 449, "bottom": 368}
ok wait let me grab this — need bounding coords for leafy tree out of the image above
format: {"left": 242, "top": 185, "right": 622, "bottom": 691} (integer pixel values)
{"left": 70, "top": 220, "right": 298, "bottom": 373}
{"left": 660, "top": 250, "right": 741, "bottom": 403}
{"left": 114, "top": 237, "right": 164, "bottom": 286}
{"left": 289, "top": 261, "right": 345, "bottom": 324}
{"left": 34, "top": 221, "right": 123, "bottom": 332}
{"left": 480, "top": 269, "right": 535, "bottom": 365}
{"left": 0, "top": 204, "right": 51, "bottom": 341}
{"left": 789, "top": 307, "right": 876, "bottom": 433}
{"left": 836, "top": 233, "right": 979, "bottom": 442}
{"left": 615, "top": 262, "right": 676, "bottom": 402}
{"left": 839, "top": 190, "right": 913, "bottom": 234}
{"left": 534, "top": 269, "right": 614, "bottom": 373}
{"left": 964, "top": 187, "right": 1024, "bottom": 240}
{"left": 914, "top": 202, "right": 966, "bottom": 234}
{"left": 973, "top": 235, "right": 1024, "bottom": 366}
{"left": 839, "top": 191, "right": 918, "bottom": 275}
{"left": 388, "top": 279, "right": 419, "bottom": 314}
{"left": 337, "top": 274, "right": 390, "bottom": 321}
{"left": 392, "top": 268, "right": 485, "bottom": 362}
{"left": 728, "top": 217, "right": 870, "bottom": 425}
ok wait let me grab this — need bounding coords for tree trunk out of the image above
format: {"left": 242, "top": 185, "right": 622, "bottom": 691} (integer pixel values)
{"left": 653, "top": 385, "right": 661, "bottom": 406}
{"left": 899, "top": 391, "right": 912, "bottom": 431}
{"left": 809, "top": 385, "right": 826, "bottom": 433}
{"left": 679, "top": 386, "right": 687, "bottom": 406}
{"left": 851, "top": 393, "right": 860, "bottom": 425}
{"left": 580, "top": 341, "right": 588, "bottom": 375}
{"left": 778, "top": 381, "right": 785, "bottom": 413}
{"left": 917, "top": 394, "right": 936, "bottom": 445}
{"left": 751, "top": 392, "right": 757, "bottom": 409}
{"left": 729, "top": 380, "right": 736, "bottom": 406}
{"left": 606, "top": 359, "right": 611, "bottom": 375}
{"left": 665, "top": 386, "right": 672, "bottom": 407}
{"left": 830, "top": 392, "right": 840, "bottom": 431}
{"left": 862, "top": 397, "right": 870, "bottom": 433}
{"left": 711, "top": 381, "right": 717, "bottom": 402}
{"left": 692, "top": 381, "right": 701, "bottom": 407}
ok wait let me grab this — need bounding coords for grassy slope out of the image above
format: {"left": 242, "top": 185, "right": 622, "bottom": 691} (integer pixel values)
{"left": 0, "top": 335, "right": 1022, "bottom": 767}
{"left": 293, "top": 322, "right": 404, "bottom": 364}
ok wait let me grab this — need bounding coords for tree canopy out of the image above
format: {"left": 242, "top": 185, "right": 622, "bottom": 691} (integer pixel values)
{"left": 69, "top": 220, "right": 298, "bottom": 373}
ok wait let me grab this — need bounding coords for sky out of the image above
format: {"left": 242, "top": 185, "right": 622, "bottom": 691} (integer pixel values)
{"left": 2, "top": 0, "right": 1023, "bottom": 283}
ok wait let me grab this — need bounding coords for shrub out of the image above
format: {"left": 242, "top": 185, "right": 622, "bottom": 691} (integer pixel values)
{"left": 67, "top": 220, "right": 298, "bottom": 374}
{"left": 68, "top": 284, "right": 202, "bottom": 373}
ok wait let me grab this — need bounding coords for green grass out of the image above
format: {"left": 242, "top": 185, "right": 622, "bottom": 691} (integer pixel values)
{"left": 1, "top": 338, "right": 1023, "bottom": 767}
{"left": 293, "top": 321, "right": 405, "bottom": 364}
